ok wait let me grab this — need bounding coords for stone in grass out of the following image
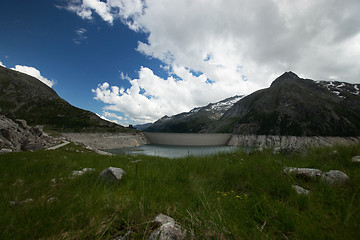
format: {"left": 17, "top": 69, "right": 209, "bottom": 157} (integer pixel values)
{"left": 148, "top": 214, "right": 187, "bottom": 240}
{"left": 71, "top": 168, "right": 95, "bottom": 177}
{"left": 284, "top": 167, "right": 323, "bottom": 179}
{"left": 292, "top": 185, "right": 309, "bottom": 195}
{"left": 98, "top": 167, "right": 126, "bottom": 182}
{"left": 352, "top": 156, "right": 360, "bottom": 163}
{"left": 321, "top": 170, "right": 349, "bottom": 185}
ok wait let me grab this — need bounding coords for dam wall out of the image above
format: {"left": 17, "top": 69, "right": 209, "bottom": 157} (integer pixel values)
{"left": 144, "top": 132, "right": 232, "bottom": 146}
{"left": 63, "top": 132, "right": 150, "bottom": 149}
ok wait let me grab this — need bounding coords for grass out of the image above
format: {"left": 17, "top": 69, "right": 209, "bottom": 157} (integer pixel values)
{"left": 0, "top": 143, "right": 359, "bottom": 239}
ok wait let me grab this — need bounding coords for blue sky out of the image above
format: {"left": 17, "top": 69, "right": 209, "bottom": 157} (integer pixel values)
{"left": 1, "top": 0, "right": 359, "bottom": 125}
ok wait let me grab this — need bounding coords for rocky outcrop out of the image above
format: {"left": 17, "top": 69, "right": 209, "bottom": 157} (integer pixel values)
{"left": 0, "top": 115, "right": 56, "bottom": 152}
{"left": 62, "top": 132, "right": 149, "bottom": 149}
{"left": 228, "top": 135, "right": 360, "bottom": 151}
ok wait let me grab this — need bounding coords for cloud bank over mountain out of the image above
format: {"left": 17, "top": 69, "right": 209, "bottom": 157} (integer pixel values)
{"left": 64, "top": 0, "right": 360, "bottom": 124}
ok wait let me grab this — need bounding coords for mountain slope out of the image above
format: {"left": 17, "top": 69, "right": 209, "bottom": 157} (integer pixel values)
{"left": 209, "top": 72, "right": 360, "bottom": 136}
{"left": 0, "top": 66, "right": 130, "bottom": 132}
{"left": 145, "top": 95, "right": 244, "bottom": 133}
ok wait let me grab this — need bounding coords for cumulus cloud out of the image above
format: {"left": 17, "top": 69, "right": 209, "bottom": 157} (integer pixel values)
{"left": 11, "top": 65, "right": 55, "bottom": 88}
{"left": 70, "top": 0, "right": 360, "bottom": 123}
{"left": 62, "top": 0, "right": 144, "bottom": 27}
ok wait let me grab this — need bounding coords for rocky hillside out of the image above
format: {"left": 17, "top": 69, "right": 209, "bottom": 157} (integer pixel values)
{"left": 145, "top": 95, "right": 244, "bottom": 132}
{"left": 208, "top": 72, "right": 360, "bottom": 136}
{"left": 0, "top": 115, "right": 56, "bottom": 152}
{"left": 0, "top": 66, "right": 131, "bottom": 132}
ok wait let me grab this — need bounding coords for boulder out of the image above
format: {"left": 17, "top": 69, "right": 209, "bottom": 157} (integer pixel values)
{"left": 284, "top": 167, "right": 323, "bottom": 179}
{"left": 321, "top": 170, "right": 349, "bottom": 185}
{"left": 71, "top": 168, "right": 95, "bottom": 177}
{"left": 99, "top": 167, "right": 126, "bottom": 182}
{"left": 0, "top": 115, "right": 55, "bottom": 152}
{"left": 292, "top": 185, "right": 309, "bottom": 195}
{"left": 148, "top": 214, "right": 187, "bottom": 240}
{"left": 284, "top": 167, "right": 349, "bottom": 185}
{"left": 351, "top": 156, "right": 360, "bottom": 163}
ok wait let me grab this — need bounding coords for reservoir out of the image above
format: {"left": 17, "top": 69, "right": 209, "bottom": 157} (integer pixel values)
{"left": 103, "top": 144, "right": 251, "bottom": 159}
{"left": 98, "top": 133, "right": 252, "bottom": 158}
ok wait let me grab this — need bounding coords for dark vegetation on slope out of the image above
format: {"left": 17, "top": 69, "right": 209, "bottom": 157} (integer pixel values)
{"left": 0, "top": 66, "right": 134, "bottom": 133}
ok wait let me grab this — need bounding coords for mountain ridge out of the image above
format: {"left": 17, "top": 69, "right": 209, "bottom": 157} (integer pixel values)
{"left": 146, "top": 72, "right": 360, "bottom": 136}
{"left": 0, "top": 66, "right": 132, "bottom": 132}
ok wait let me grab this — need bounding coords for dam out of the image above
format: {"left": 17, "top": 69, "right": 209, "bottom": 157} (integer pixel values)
{"left": 143, "top": 132, "right": 232, "bottom": 146}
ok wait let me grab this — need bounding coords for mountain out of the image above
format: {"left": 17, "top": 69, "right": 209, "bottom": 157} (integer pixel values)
{"left": 0, "top": 66, "right": 131, "bottom": 132}
{"left": 147, "top": 72, "right": 360, "bottom": 136}
{"left": 145, "top": 95, "right": 244, "bottom": 132}
{"left": 207, "top": 72, "right": 360, "bottom": 136}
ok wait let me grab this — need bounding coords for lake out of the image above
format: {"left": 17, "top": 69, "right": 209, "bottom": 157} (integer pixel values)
{"left": 103, "top": 144, "right": 252, "bottom": 159}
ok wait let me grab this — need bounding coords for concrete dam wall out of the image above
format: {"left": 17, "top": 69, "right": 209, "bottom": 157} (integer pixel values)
{"left": 144, "top": 132, "right": 232, "bottom": 146}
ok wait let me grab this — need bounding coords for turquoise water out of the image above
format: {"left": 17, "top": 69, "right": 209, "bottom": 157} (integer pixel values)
{"left": 103, "top": 144, "right": 252, "bottom": 159}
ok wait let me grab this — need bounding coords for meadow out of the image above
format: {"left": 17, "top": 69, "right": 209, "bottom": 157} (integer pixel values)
{"left": 0, "top": 142, "right": 359, "bottom": 239}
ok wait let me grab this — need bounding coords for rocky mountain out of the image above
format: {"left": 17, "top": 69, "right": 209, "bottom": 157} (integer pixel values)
{"left": 207, "top": 72, "right": 360, "bottom": 136}
{"left": 147, "top": 71, "right": 360, "bottom": 136}
{"left": 0, "top": 66, "right": 131, "bottom": 132}
{"left": 145, "top": 95, "right": 244, "bottom": 133}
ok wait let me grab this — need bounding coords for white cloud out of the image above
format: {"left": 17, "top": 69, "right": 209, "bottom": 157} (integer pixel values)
{"left": 11, "top": 65, "right": 55, "bottom": 88}
{"left": 0, "top": 61, "right": 5, "bottom": 67}
{"left": 62, "top": 0, "right": 145, "bottom": 26}
{"left": 70, "top": 0, "right": 360, "bottom": 123}
{"left": 73, "top": 27, "right": 87, "bottom": 45}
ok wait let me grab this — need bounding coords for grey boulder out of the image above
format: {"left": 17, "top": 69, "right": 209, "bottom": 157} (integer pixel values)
{"left": 283, "top": 167, "right": 323, "bottom": 179}
{"left": 292, "top": 185, "right": 309, "bottom": 195}
{"left": 352, "top": 156, "right": 360, "bottom": 163}
{"left": 149, "top": 214, "right": 187, "bottom": 240}
{"left": 99, "top": 167, "right": 126, "bottom": 182}
{"left": 321, "top": 170, "right": 349, "bottom": 185}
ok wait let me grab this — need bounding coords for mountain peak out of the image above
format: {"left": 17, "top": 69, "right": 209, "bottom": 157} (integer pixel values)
{"left": 271, "top": 71, "right": 300, "bottom": 87}
{"left": 278, "top": 71, "right": 299, "bottom": 80}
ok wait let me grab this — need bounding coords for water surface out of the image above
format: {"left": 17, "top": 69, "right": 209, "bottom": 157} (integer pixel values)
{"left": 103, "top": 144, "right": 252, "bottom": 159}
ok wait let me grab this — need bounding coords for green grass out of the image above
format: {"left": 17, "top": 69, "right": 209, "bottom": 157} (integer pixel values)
{"left": 0, "top": 143, "right": 359, "bottom": 239}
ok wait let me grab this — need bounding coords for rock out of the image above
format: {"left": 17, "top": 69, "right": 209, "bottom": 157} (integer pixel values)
{"left": 0, "top": 115, "right": 56, "bottom": 152}
{"left": 20, "top": 198, "right": 33, "bottom": 204}
{"left": 15, "top": 119, "right": 29, "bottom": 129}
{"left": 153, "top": 213, "right": 175, "bottom": 225}
{"left": 149, "top": 214, "right": 186, "bottom": 240}
{"left": 284, "top": 167, "right": 323, "bottom": 179}
{"left": 321, "top": 170, "right": 349, "bottom": 185}
{"left": 99, "top": 167, "right": 126, "bottom": 182}
{"left": 47, "top": 197, "right": 58, "bottom": 203}
{"left": 352, "top": 156, "right": 360, "bottom": 163}
{"left": 292, "top": 185, "right": 309, "bottom": 195}
{"left": 0, "top": 148, "right": 12, "bottom": 153}
{"left": 71, "top": 168, "right": 95, "bottom": 177}
{"left": 285, "top": 167, "right": 350, "bottom": 185}
{"left": 113, "top": 231, "right": 132, "bottom": 240}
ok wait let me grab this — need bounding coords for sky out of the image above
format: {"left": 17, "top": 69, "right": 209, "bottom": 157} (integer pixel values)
{"left": 1, "top": 0, "right": 359, "bottom": 126}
